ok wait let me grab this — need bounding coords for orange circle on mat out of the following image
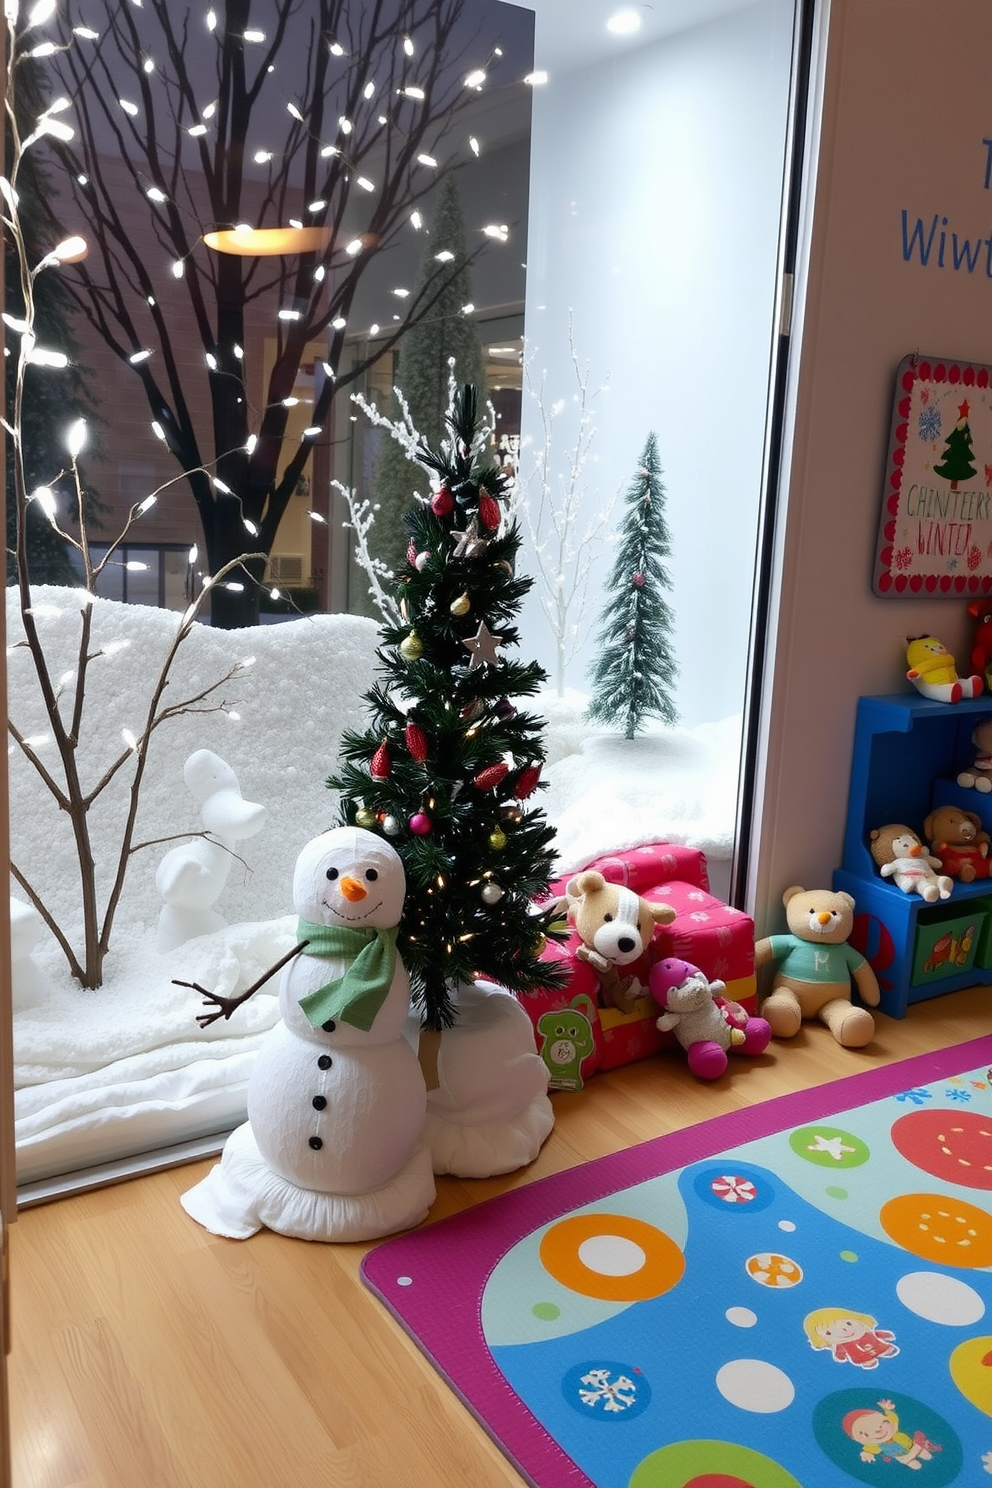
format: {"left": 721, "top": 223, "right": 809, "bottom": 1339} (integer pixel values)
{"left": 539, "top": 1213, "right": 684, "bottom": 1301}
{"left": 880, "top": 1192, "right": 992, "bottom": 1267}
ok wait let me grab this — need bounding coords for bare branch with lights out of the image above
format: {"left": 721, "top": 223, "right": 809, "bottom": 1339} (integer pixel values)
{"left": 2, "top": 10, "right": 273, "bottom": 987}
{"left": 29, "top": 0, "right": 519, "bottom": 627}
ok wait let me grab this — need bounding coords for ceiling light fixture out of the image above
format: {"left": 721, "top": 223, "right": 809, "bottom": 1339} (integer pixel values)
{"left": 607, "top": 9, "right": 641, "bottom": 35}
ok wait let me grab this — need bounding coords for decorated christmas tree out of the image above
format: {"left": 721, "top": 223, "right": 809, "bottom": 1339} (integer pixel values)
{"left": 329, "top": 384, "right": 565, "bottom": 1029}
{"left": 586, "top": 432, "right": 678, "bottom": 739}
{"left": 934, "top": 399, "right": 976, "bottom": 490}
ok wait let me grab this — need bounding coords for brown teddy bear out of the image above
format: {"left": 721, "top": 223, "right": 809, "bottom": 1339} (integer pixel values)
{"left": 869, "top": 823, "right": 953, "bottom": 901}
{"left": 754, "top": 886, "right": 880, "bottom": 1048}
{"left": 565, "top": 870, "right": 675, "bottom": 1011}
{"left": 922, "top": 804, "right": 991, "bottom": 882}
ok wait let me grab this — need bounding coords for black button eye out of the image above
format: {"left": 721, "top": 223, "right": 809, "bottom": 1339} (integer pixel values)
{"left": 326, "top": 867, "right": 339, "bottom": 880}
{"left": 604, "top": 913, "right": 613, "bottom": 923}
{"left": 366, "top": 868, "right": 378, "bottom": 882}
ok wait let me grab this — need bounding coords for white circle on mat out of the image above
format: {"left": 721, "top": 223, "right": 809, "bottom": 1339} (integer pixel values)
{"left": 577, "top": 1234, "right": 647, "bottom": 1277}
{"left": 778, "top": 1219, "right": 796, "bottom": 1232}
{"left": 726, "top": 1306, "right": 758, "bottom": 1328}
{"left": 397, "top": 1275, "right": 413, "bottom": 1287}
{"left": 716, "top": 1359, "right": 795, "bottom": 1413}
{"left": 896, "top": 1269, "right": 985, "bottom": 1325}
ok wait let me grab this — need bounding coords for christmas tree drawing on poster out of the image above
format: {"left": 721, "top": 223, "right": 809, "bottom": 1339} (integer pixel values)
{"left": 933, "top": 398, "right": 976, "bottom": 490}
{"left": 586, "top": 432, "right": 678, "bottom": 739}
{"left": 328, "top": 384, "right": 566, "bottom": 1030}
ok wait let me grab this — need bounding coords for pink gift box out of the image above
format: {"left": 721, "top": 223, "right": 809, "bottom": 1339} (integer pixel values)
{"left": 520, "top": 844, "right": 755, "bottom": 1087}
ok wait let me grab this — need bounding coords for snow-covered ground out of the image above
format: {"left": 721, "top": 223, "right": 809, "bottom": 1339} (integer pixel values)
{"left": 9, "top": 588, "right": 740, "bottom": 1189}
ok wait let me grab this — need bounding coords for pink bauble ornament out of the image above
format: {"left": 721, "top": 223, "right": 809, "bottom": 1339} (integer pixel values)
{"left": 632, "top": 571, "right": 645, "bottom": 587}
{"left": 409, "top": 812, "right": 432, "bottom": 835}
{"left": 415, "top": 551, "right": 430, "bottom": 572}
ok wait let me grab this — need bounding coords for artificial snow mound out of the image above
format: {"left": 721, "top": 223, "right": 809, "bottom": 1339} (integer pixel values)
{"left": 8, "top": 588, "right": 739, "bottom": 1188}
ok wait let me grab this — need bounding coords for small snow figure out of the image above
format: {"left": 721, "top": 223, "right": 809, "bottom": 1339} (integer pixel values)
{"left": 179, "top": 827, "right": 436, "bottom": 1242}
{"left": 154, "top": 750, "right": 267, "bottom": 953}
{"left": 10, "top": 898, "right": 46, "bottom": 1011}
{"left": 586, "top": 432, "right": 678, "bottom": 739}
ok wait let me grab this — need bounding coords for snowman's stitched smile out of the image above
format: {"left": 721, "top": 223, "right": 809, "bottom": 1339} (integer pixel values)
{"left": 321, "top": 896, "right": 384, "bottom": 922}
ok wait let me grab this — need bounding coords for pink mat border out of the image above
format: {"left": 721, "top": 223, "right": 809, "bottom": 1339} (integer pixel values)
{"left": 362, "top": 1035, "right": 992, "bottom": 1488}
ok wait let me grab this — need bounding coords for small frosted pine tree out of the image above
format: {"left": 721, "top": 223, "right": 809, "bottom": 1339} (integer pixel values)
{"left": 586, "top": 433, "right": 678, "bottom": 738}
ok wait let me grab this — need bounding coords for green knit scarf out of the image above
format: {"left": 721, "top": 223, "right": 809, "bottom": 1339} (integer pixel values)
{"left": 296, "top": 918, "right": 399, "bottom": 1031}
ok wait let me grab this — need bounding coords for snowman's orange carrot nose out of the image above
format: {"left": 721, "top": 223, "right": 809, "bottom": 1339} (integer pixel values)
{"left": 340, "top": 875, "right": 368, "bottom": 902}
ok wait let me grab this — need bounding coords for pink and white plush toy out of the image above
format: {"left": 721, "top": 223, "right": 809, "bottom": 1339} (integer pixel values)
{"left": 869, "top": 824, "right": 953, "bottom": 902}
{"left": 649, "top": 956, "right": 771, "bottom": 1080}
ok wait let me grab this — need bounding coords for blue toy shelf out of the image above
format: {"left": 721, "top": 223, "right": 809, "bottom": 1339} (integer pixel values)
{"left": 834, "top": 691, "right": 992, "bottom": 1018}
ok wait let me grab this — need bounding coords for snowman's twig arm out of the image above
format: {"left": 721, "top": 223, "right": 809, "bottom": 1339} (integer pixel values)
{"left": 175, "top": 940, "right": 311, "bottom": 1029}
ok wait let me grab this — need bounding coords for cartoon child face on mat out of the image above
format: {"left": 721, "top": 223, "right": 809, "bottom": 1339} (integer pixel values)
{"left": 843, "top": 1399, "right": 941, "bottom": 1469}
{"left": 804, "top": 1307, "right": 899, "bottom": 1368}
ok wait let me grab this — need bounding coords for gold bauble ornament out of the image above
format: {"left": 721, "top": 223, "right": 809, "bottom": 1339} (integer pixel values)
{"left": 533, "top": 933, "right": 547, "bottom": 956}
{"left": 355, "top": 807, "right": 376, "bottom": 828}
{"left": 489, "top": 828, "right": 507, "bottom": 851}
{"left": 450, "top": 592, "right": 471, "bottom": 617}
{"left": 399, "top": 631, "right": 424, "bottom": 661}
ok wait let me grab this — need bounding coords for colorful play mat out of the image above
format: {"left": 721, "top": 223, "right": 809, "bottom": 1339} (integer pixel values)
{"left": 362, "top": 1036, "right": 992, "bottom": 1487}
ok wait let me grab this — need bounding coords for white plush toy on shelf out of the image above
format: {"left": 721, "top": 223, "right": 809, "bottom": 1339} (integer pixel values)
{"left": 155, "top": 749, "right": 267, "bottom": 953}
{"left": 179, "top": 827, "right": 435, "bottom": 1243}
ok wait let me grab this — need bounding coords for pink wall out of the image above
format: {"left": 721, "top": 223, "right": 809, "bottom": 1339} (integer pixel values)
{"left": 749, "top": 0, "right": 992, "bottom": 930}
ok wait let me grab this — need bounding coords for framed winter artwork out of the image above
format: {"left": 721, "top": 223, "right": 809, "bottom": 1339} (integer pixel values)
{"left": 874, "top": 354, "right": 992, "bottom": 596}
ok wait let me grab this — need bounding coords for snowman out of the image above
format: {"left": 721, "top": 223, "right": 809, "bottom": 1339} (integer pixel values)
{"left": 180, "top": 827, "right": 435, "bottom": 1242}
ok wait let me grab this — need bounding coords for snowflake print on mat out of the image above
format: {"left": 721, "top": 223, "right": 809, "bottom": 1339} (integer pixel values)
{"left": 946, "top": 1087, "right": 973, "bottom": 1103}
{"left": 563, "top": 1361, "right": 652, "bottom": 1421}
{"left": 711, "top": 1173, "right": 759, "bottom": 1204}
{"left": 894, "top": 1087, "right": 933, "bottom": 1107}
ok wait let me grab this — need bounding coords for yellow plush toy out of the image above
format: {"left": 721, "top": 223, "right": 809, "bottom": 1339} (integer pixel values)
{"left": 566, "top": 870, "right": 675, "bottom": 1011}
{"left": 905, "top": 635, "right": 983, "bottom": 703}
{"left": 755, "top": 886, "right": 880, "bottom": 1048}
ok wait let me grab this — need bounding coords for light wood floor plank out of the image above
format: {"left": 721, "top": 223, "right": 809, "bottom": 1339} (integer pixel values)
{"left": 9, "top": 987, "right": 991, "bottom": 1488}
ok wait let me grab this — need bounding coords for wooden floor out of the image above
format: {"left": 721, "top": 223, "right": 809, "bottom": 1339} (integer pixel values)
{"left": 8, "top": 987, "right": 992, "bottom": 1488}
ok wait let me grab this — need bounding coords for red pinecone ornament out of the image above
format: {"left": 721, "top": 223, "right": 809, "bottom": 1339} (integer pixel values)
{"left": 370, "top": 742, "right": 391, "bottom": 780}
{"left": 478, "top": 493, "right": 501, "bottom": 531}
{"left": 431, "top": 485, "right": 454, "bottom": 517}
{"left": 473, "top": 762, "right": 510, "bottom": 791}
{"left": 406, "top": 540, "right": 417, "bottom": 566}
{"left": 514, "top": 764, "right": 541, "bottom": 798}
{"left": 405, "top": 722, "right": 429, "bottom": 762}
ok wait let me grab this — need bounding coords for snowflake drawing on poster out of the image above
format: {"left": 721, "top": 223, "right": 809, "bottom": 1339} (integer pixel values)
{"left": 919, "top": 403, "right": 942, "bottom": 443}
{"left": 874, "top": 355, "right": 992, "bottom": 596}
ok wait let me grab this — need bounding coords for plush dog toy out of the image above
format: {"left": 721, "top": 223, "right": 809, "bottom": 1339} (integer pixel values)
{"left": 565, "top": 870, "right": 675, "bottom": 1011}
{"left": 649, "top": 956, "right": 770, "bottom": 1080}
{"left": 869, "top": 823, "right": 953, "bottom": 901}
{"left": 923, "top": 804, "right": 991, "bottom": 881}
{"left": 755, "top": 886, "right": 880, "bottom": 1048}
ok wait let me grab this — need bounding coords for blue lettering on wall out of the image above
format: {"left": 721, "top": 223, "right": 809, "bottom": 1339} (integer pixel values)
{"left": 902, "top": 209, "right": 992, "bottom": 276}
